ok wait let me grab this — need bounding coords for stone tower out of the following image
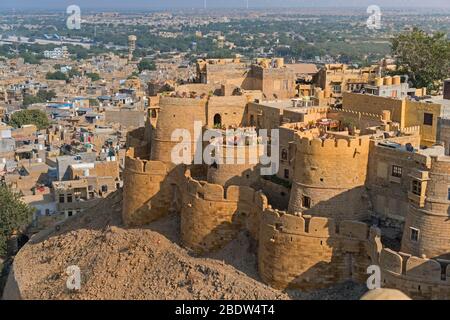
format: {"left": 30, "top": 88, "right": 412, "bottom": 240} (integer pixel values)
{"left": 150, "top": 96, "right": 207, "bottom": 163}
{"left": 288, "top": 135, "right": 371, "bottom": 221}
{"left": 401, "top": 154, "right": 450, "bottom": 259}
{"left": 206, "top": 131, "right": 262, "bottom": 188}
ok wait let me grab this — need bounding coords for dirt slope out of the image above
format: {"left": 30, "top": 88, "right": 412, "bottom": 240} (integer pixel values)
{"left": 3, "top": 191, "right": 288, "bottom": 300}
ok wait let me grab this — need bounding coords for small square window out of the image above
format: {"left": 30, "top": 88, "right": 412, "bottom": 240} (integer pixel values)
{"left": 333, "top": 84, "right": 342, "bottom": 93}
{"left": 281, "top": 149, "right": 288, "bottom": 161}
{"left": 412, "top": 180, "right": 422, "bottom": 195}
{"left": 284, "top": 169, "right": 289, "bottom": 179}
{"left": 67, "top": 194, "right": 73, "bottom": 203}
{"left": 59, "top": 194, "right": 65, "bottom": 203}
{"left": 302, "top": 195, "right": 311, "bottom": 209}
{"left": 392, "top": 165, "right": 402, "bottom": 178}
{"left": 424, "top": 113, "right": 433, "bottom": 126}
{"left": 101, "top": 185, "right": 108, "bottom": 193}
{"left": 410, "top": 227, "right": 419, "bottom": 242}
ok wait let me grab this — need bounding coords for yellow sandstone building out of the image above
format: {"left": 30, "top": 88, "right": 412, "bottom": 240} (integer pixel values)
{"left": 120, "top": 60, "right": 450, "bottom": 299}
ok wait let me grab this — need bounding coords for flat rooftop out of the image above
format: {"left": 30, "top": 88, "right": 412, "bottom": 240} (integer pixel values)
{"left": 421, "top": 96, "right": 450, "bottom": 119}
{"left": 255, "top": 99, "right": 318, "bottom": 113}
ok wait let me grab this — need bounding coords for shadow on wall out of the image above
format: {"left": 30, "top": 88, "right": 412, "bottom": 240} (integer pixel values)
{"left": 208, "top": 166, "right": 261, "bottom": 190}
{"left": 379, "top": 247, "right": 450, "bottom": 299}
{"left": 258, "top": 210, "right": 377, "bottom": 292}
{"left": 288, "top": 185, "right": 372, "bottom": 222}
{"left": 179, "top": 180, "right": 267, "bottom": 255}
{"left": 122, "top": 161, "right": 187, "bottom": 227}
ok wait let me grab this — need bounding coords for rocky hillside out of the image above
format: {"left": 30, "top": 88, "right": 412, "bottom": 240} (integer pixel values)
{"left": 2, "top": 191, "right": 288, "bottom": 300}
{"left": 2, "top": 190, "right": 367, "bottom": 300}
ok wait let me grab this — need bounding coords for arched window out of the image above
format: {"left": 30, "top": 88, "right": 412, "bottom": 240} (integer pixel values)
{"left": 213, "top": 113, "right": 222, "bottom": 127}
{"left": 249, "top": 114, "right": 255, "bottom": 126}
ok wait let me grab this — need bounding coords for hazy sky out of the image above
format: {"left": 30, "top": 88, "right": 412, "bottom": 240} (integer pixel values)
{"left": 1, "top": 0, "right": 450, "bottom": 10}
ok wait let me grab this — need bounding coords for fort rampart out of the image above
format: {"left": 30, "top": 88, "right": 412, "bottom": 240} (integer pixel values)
{"left": 150, "top": 96, "right": 207, "bottom": 163}
{"left": 288, "top": 136, "right": 371, "bottom": 220}
{"left": 122, "top": 148, "right": 184, "bottom": 226}
{"left": 379, "top": 247, "right": 450, "bottom": 299}
{"left": 181, "top": 177, "right": 268, "bottom": 253}
{"left": 258, "top": 208, "right": 377, "bottom": 290}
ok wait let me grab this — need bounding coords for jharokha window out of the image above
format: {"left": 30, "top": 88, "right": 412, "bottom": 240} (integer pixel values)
{"left": 412, "top": 180, "right": 422, "bottom": 196}
{"left": 392, "top": 165, "right": 402, "bottom": 178}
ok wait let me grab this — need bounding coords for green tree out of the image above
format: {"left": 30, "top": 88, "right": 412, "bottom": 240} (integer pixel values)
{"left": 138, "top": 59, "right": 156, "bottom": 72}
{"left": 9, "top": 109, "right": 50, "bottom": 130}
{"left": 20, "top": 52, "right": 41, "bottom": 64}
{"left": 46, "top": 71, "right": 67, "bottom": 81}
{"left": 0, "top": 184, "right": 34, "bottom": 257}
{"left": 23, "top": 90, "right": 56, "bottom": 106}
{"left": 23, "top": 95, "right": 43, "bottom": 107}
{"left": 86, "top": 72, "right": 101, "bottom": 82}
{"left": 392, "top": 28, "right": 450, "bottom": 91}
{"left": 36, "top": 89, "right": 56, "bottom": 101}
{"left": 68, "top": 68, "right": 81, "bottom": 79}
{"left": 128, "top": 71, "right": 140, "bottom": 79}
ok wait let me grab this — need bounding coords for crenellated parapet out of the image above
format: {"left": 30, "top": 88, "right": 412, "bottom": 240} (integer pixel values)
{"left": 122, "top": 152, "right": 184, "bottom": 226}
{"left": 288, "top": 136, "right": 371, "bottom": 220}
{"left": 258, "top": 208, "right": 377, "bottom": 290}
{"left": 304, "top": 106, "right": 329, "bottom": 115}
{"left": 150, "top": 96, "right": 207, "bottom": 163}
{"left": 294, "top": 135, "right": 371, "bottom": 153}
{"left": 328, "top": 107, "right": 383, "bottom": 120}
{"left": 378, "top": 247, "right": 450, "bottom": 299}
{"left": 181, "top": 177, "right": 268, "bottom": 253}
{"left": 400, "top": 125, "right": 421, "bottom": 135}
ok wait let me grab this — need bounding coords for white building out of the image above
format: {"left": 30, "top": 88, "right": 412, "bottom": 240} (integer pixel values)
{"left": 44, "top": 46, "right": 69, "bottom": 60}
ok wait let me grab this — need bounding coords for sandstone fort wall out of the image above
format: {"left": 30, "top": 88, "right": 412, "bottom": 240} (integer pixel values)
{"left": 288, "top": 136, "right": 371, "bottom": 221}
{"left": 122, "top": 149, "right": 184, "bottom": 226}
{"left": 126, "top": 126, "right": 151, "bottom": 159}
{"left": 150, "top": 97, "right": 207, "bottom": 163}
{"left": 181, "top": 178, "right": 268, "bottom": 253}
{"left": 258, "top": 208, "right": 376, "bottom": 290}
{"left": 207, "top": 96, "right": 248, "bottom": 128}
{"left": 379, "top": 247, "right": 450, "bottom": 299}
{"left": 206, "top": 143, "right": 262, "bottom": 188}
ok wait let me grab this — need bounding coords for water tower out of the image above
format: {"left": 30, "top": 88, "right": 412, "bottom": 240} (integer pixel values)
{"left": 128, "top": 35, "right": 137, "bottom": 62}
